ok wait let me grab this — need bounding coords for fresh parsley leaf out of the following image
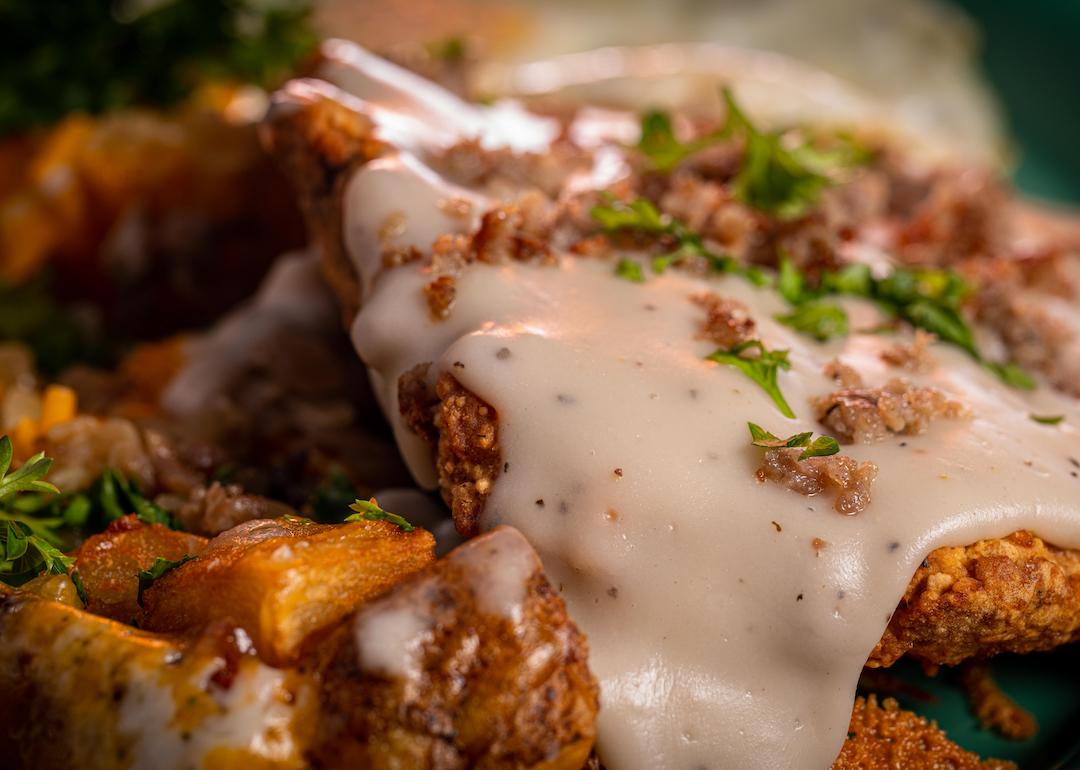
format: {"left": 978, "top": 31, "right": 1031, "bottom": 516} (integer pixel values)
{"left": 592, "top": 198, "right": 768, "bottom": 286}
{"left": 820, "top": 263, "right": 874, "bottom": 297}
{"left": 799, "top": 435, "right": 841, "bottom": 460}
{"left": 777, "top": 256, "right": 808, "bottom": 305}
{"left": 776, "top": 301, "right": 848, "bottom": 342}
{"left": 590, "top": 197, "right": 669, "bottom": 234}
{"left": 98, "top": 469, "right": 174, "bottom": 527}
{"left": 0, "top": 445, "right": 59, "bottom": 503}
{"left": 70, "top": 568, "right": 88, "bottom": 606}
{"left": 721, "top": 88, "right": 830, "bottom": 220}
{"left": 748, "top": 423, "right": 812, "bottom": 449}
{"left": 0, "top": 435, "right": 75, "bottom": 586}
{"left": 985, "top": 361, "right": 1036, "bottom": 390}
{"left": 137, "top": 555, "right": 195, "bottom": 607}
{"left": 636, "top": 111, "right": 691, "bottom": 171}
{"left": 346, "top": 498, "right": 415, "bottom": 532}
{"left": 747, "top": 422, "right": 839, "bottom": 460}
{"left": 1030, "top": 414, "right": 1065, "bottom": 425}
{"left": 707, "top": 341, "right": 795, "bottom": 418}
{"left": 426, "top": 35, "right": 467, "bottom": 62}
{"left": 615, "top": 258, "right": 646, "bottom": 283}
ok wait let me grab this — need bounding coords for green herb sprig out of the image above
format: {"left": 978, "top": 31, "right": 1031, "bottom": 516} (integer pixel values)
{"left": 748, "top": 422, "right": 840, "bottom": 460}
{"left": 707, "top": 341, "right": 795, "bottom": 418}
{"left": 137, "top": 555, "right": 195, "bottom": 607}
{"left": 634, "top": 89, "right": 868, "bottom": 218}
{"left": 591, "top": 197, "right": 770, "bottom": 286}
{"left": 1030, "top": 414, "right": 1065, "bottom": 426}
{"left": 346, "top": 498, "right": 415, "bottom": 532}
{"left": 779, "top": 258, "right": 1034, "bottom": 388}
{"left": 0, "top": 435, "right": 75, "bottom": 587}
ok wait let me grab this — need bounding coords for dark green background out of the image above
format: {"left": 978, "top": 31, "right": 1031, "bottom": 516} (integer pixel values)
{"left": 948, "top": 0, "right": 1080, "bottom": 205}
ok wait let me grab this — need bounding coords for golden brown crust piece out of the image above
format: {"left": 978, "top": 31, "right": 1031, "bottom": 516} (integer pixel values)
{"left": 261, "top": 91, "right": 385, "bottom": 321}
{"left": 311, "top": 527, "right": 599, "bottom": 770}
{"left": 832, "top": 695, "right": 1015, "bottom": 769}
{"left": 870, "top": 530, "right": 1080, "bottom": 667}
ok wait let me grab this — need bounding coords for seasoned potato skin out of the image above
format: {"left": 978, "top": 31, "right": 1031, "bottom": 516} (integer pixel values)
{"left": 141, "top": 516, "right": 436, "bottom": 665}
{"left": 310, "top": 527, "right": 599, "bottom": 770}
{"left": 71, "top": 514, "right": 208, "bottom": 624}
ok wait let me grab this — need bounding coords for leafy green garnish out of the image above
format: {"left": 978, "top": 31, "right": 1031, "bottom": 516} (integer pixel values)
{"left": 776, "top": 302, "right": 848, "bottom": 342}
{"left": 723, "top": 89, "right": 831, "bottom": 220}
{"left": 984, "top": 361, "right": 1036, "bottom": 391}
{"left": 747, "top": 422, "right": 840, "bottom": 460}
{"left": 1030, "top": 414, "right": 1065, "bottom": 425}
{"left": 1, "top": 0, "right": 317, "bottom": 134}
{"left": 707, "top": 340, "right": 795, "bottom": 418}
{"left": 137, "top": 555, "right": 195, "bottom": 607}
{"left": 781, "top": 259, "right": 1033, "bottom": 388}
{"left": 591, "top": 197, "right": 770, "bottom": 287}
{"left": 0, "top": 435, "right": 75, "bottom": 585}
{"left": 346, "top": 498, "right": 415, "bottom": 532}
{"left": 99, "top": 469, "right": 173, "bottom": 527}
{"left": 426, "top": 35, "right": 467, "bottom": 62}
{"left": 615, "top": 258, "right": 645, "bottom": 283}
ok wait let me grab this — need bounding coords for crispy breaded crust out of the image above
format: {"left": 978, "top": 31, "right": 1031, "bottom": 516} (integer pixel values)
{"left": 311, "top": 528, "right": 599, "bottom": 770}
{"left": 832, "top": 695, "right": 1015, "bottom": 769}
{"left": 869, "top": 530, "right": 1080, "bottom": 667}
{"left": 261, "top": 89, "right": 384, "bottom": 321}
{"left": 422, "top": 379, "right": 1080, "bottom": 667}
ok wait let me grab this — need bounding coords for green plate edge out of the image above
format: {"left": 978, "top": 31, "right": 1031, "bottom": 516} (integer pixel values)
{"left": 883, "top": 646, "right": 1080, "bottom": 768}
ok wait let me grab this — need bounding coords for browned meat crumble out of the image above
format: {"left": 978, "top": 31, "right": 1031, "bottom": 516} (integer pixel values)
{"left": 434, "top": 373, "right": 501, "bottom": 536}
{"left": 692, "top": 292, "right": 757, "bottom": 347}
{"left": 815, "top": 378, "right": 970, "bottom": 444}
{"left": 755, "top": 447, "right": 878, "bottom": 515}
{"left": 880, "top": 330, "right": 937, "bottom": 373}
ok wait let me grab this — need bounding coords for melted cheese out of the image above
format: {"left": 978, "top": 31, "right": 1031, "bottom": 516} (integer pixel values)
{"left": 312, "top": 42, "right": 1080, "bottom": 768}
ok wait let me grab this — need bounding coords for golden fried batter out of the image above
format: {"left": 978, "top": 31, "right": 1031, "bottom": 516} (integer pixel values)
{"left": 833, "top": 695, "right": 1015, "bottom": 769}
{"left": 870, "top": 530, "right": 1080, "bottom": 667}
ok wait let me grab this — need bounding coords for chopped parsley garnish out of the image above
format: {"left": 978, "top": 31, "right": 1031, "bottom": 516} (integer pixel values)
{"left": 615, "top": 258, "right": 646, "bottom": 283}
{"left": 634, "top": 90, "right": 868, "bottom": 220}
{"left": 346, "top": 498, "right": 415, "bottom": 532}
{"left": 591, "top": 197, "right": 770, "bottom": 286}
{"left": 136, "top": 555, "right": 195, "bottom": 607}
{"left": 774, "top": 255, "right": 848, "bottom": 342}
{"left": 0, "top": 435, "right": 76, "bottom": 586}
{"left": 748, "top": 422, "right": 840, "bottom": 460}
{"left": 426, "top": 35, "right": 467, "bottom": 62}
{"left": 776, "top": 302, "right": 849, "bottom": 342}
{"left": 1029, "top": 414, "right": 1064, "bottom": 425}
{"left": 780, "top": 259, "right": 1034, "bottom": 388}
{"left": 707, "top": 340, "right": 795, "bottom": 418}
{"left": 98, "top": 468, "right": 174, "bottom": 528}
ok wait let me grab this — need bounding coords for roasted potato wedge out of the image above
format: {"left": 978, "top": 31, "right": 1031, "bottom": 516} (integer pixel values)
{"left": 71, "top": 514, "right": 208, "bottom": 624}
{"left": 0, "top": 587, "right": 316, "bottom": 770}
{"left": 141, "top": 516, "right": 435, "bottom": 665}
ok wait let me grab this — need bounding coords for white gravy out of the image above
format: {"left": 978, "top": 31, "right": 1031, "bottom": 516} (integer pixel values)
{"left": 308, "top": 41, "right": 1080, "bottom": 769}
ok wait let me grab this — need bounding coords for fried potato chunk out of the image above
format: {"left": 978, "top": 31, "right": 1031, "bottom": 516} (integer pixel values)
{"left": 311, "top": 526, "right": 599, "bottom": 770}
{"left": 71, "top": 514, "right": 208, "bottom": 624}
{"left": 0, "top": 588, "right": 316, "bottom": 770}
{"left": 869, "top": 530, "right": 1080, "bottom": 667}
{"left": 141, "top": 516, "right": 435, "bottom": 665}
